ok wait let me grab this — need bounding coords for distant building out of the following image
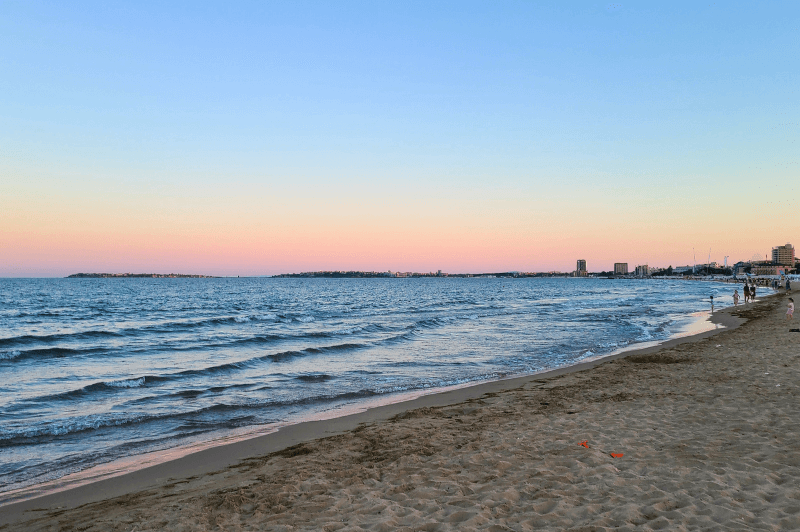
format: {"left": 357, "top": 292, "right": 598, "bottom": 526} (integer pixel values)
{"left": 752, "top": 262, "right": 789, "bottom": 276}
{"left": 635, "top": 264, "right": 649, "bottom": 277}
{"left": 614, "top": 263, "right": 628, "bottom": 275}
{"left": 576, "top": 259, "right": 587, "bottom": 277}
{"left": 772, "top": 243, "right": 796, "bottom": 267}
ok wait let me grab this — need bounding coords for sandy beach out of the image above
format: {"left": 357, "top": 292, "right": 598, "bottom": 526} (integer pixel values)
{"left": 2, "top": 292, "right": 798, "bottom": 531}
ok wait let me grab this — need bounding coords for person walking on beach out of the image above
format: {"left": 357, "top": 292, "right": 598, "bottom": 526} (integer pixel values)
{"left": 733, "top": 289, "right": 740, "bottom": 306}
{"left": 744, "top": 283, "right": 750, "bottom": 304}
{"left": 750, "top": 284, "right": 757, "bottom": 302}
{"left": 788, "top": 298, "right": 794, "bottom": 320}
{"left": 788, "top": 278, "right": 792, "bottom": 292}
{"left": 710, "top": 294, "right": 714, "bottom": 313}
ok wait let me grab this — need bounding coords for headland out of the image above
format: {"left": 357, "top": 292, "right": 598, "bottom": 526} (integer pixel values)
{"left": 66, "top": 273, "right": 217, "bottom": 278}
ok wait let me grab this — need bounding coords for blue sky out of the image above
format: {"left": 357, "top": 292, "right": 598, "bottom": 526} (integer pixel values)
{"left": 1, "top": 1, "right": 798, "bottom": 275}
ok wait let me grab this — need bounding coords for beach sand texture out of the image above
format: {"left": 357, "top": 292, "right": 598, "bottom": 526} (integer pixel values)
{"left": 2, "top": 293, "right": 799, "bottom": 531}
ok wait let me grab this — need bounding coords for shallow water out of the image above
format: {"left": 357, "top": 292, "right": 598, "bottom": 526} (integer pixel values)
{"left": 0, "top": 277, "right": 739, "bottom": 495}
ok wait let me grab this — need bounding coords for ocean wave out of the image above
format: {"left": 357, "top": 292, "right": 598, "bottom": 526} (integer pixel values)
{"left": 139, "top": 315, "right": 259, "bottom": 332}
{"left": 303, "top": 343, "right": 365, "bottom": 354}
{"left": 295, "top": 374, "right": 334, "bottom": 382}
{"left": 168, "top": 342, "right": 367, "bottom": 378}
{"left": 21, "top": 376, "right": 156, "bottom": 403}
{"left": 102, "top": 377, "right": 146, "bottom": 388}
{"left": 0, "top": 329, "right": 123, "bottom": 348}
{"left": 596, "top": 341, "right": 619, "bottom": 349}
{"left": 409, "top": 313, "right": 484, "bottom": 330}
{"left": 123, "top": 383, "right": 259, "bottom": 405}
{"left": 99, "top": 313, "right": 285, "bottom": 335}
{"left": 0, "top": 350, "right": 21, "bottom": 361}
{"left": 0, "top": 412, "right": 157, "bottom": 444}
{"left": 296, "top": 316, "right": 315, "bottom": 323}
{"left": 1, "top": 325, "right": 376, "bottom": 364}
{"left": 381, "top": 330, "right": 418, "bottom": 344}
{"left": 1, "top": 389, "right": 383, "bottom": 445}
{"left": 0, "top": 346, "right": 107, "bottom": 363}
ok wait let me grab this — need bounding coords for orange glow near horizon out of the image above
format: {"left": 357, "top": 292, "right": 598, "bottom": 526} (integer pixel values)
{"left": 2, "top": 169, "right": 794, "bottom": 277}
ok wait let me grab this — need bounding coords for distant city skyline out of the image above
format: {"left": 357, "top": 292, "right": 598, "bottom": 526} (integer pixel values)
{"left": 62, "top": 243, "right": 798, "bottom": 279}
{"left": 1, "top": 1, "right": 797, "bottom": 277}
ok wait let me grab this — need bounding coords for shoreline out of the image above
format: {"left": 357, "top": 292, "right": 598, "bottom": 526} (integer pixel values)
{"left": 0, "top": 296, "right": 736, "bottom": 509}
{"left": 0, "top": 294, "right": 769, "bottom": 528}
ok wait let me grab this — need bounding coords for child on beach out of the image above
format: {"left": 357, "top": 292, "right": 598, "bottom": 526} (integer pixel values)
{"left": 788, "top": 298, "right": 794, "bottom": 320}
{"left": 733, "top": 289, "right": 739, "bottom": 306}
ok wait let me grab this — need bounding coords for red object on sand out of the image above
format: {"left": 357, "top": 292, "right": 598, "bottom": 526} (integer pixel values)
{"left": 610, "top": 453, "right": 623, "bottom": 458}
{"left": 579, "top": 441, "right": 589, "bottom": 448}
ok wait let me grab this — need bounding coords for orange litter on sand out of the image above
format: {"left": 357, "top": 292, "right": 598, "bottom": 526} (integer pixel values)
{"left": 579, "top": 441, "right": 589, "bottom": 448}
{"left": 610, "top": 453, "right": 624, "bottom": 458}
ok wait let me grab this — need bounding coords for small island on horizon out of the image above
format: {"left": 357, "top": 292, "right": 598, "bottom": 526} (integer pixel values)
{"left": 66, "top": 273, "right": 217, "bottom": 278}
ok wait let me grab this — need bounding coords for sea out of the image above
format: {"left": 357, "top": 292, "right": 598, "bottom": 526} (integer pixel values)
{"left": 0, "top": 277, "right": 748, "bottom": 503}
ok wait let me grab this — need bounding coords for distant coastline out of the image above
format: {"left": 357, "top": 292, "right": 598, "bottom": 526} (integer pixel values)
{"left": 273, "top": 271, "right": 557, "bottom": 279}
{"left": 66, "top": 273, "right": 216, "bottom": 278}
{"left": 273, "top": 270, "right": 727, "bottom": 279}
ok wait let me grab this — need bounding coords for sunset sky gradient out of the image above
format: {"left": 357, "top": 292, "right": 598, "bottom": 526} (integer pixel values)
{"left": 2, "top": 1, "right": 798, "bottom": 276}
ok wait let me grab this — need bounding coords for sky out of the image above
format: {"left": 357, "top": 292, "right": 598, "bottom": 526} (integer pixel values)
{"left": 1, "top": 1, "right": 798, "bottom": 276}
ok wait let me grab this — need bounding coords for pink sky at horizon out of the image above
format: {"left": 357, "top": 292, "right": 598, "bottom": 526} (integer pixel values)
{"left": 2, "top": 173, "right": 793, "bottom": 277}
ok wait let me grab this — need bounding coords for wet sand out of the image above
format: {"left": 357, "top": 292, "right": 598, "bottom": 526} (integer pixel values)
{"left": 2, "top": 293, "right": 799, "bottom": 531}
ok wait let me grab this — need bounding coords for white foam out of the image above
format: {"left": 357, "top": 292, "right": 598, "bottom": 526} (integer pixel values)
{"left": 3, "top": 413, "right": 150, "bottom": 440}
{"left": 333, "top": 326, "right": 363, "bottom": 335}
{"left": 0, "top": 350, "right": 21, "bottom": 361}
{"left": 234, "top": 316, "right": 251, "bottom": 323}
{"left": 103, "top": 377, "right": 146, "bottom": 388}
{"left": 297, "top": 316, "right": 315, "bottom": 323}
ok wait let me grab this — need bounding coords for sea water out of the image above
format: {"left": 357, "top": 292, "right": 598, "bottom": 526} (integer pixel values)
{"left": 0, "top": 277, "right": 743, "bottom": 499}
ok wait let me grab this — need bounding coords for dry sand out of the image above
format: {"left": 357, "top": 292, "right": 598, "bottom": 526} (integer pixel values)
{"left": 2, "top": 292, "right": 799, "bottom": 531}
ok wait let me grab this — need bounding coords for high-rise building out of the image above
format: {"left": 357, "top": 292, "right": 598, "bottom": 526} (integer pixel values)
{"left": 614, "top": 263, "right": 628, "bottom": 275}
{"left": 772, "top": 243, "right": 796, "bottom": 267}
{"left": 576, "top": 259, "right": 587, "bottom": 277}
{"left": 635, "top": 264, "right": 649, "bottom": 277}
